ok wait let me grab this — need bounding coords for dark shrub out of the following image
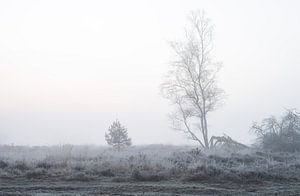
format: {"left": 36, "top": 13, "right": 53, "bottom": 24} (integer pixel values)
{"left": 208, "top": 155, "right": 228, "bottom": 163}
{"left": 251, "top": 110, "right": 300, "bottom": 152}
{"left": 0, "top": 160, "right": 8, "bottom": 168}
{"left": 26, "top": 169, "right": 47, "bottom": 179}
{"left": 295, "top": 164, "right": 300, "bottom": 169}
{"left": 14, "top": 161, "right": 28, "bottom": 170}
{"left": 73, "top": 165, "right": 84, "bottom": 171}
{"left": 131, "top": 169, "right": 165, "bottom": 181}
{"left": 240, "top": 171, "right": 267, "bottom": 182}
{"left": 185, "top": 165, "right": 224, "bottom": 182}
{"left": 111, "top": 177, "right": 129, "bottom": 182}
{"left": 185, "top": 173, "right": 208, "bottom": 181}
{"left": 100, "top": 169, "right": 115, "bottom": 177}
{"left": 131, "top": 169, "right": 142, "bottom": 180}
{"left": 231, "top": 154, "right": 256, "bottom": 165}
{"left": 36, "top": 162, "right": 52, "bottom": 169}
{"left": 195, "top": 165, "right": 222, "bottom": 177}
{"left": 263, "top": 132, "right": 300, "bottom": 152}
{"left": 143, "top": 174, "right": 166, "bottom": 181}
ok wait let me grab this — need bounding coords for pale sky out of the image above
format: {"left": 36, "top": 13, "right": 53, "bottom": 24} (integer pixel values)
{"left": 0, "top": 0, "right": 299, "bottom": 146}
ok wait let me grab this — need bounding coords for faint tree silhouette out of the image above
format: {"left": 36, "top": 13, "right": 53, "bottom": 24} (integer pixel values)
{"left": 251, "top": 109, "right": 300, "bottom": 152}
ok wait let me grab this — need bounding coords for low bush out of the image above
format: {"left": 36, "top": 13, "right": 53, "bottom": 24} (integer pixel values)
{"left": 100, "top": 169, "right": 115, "bottom": 177}
{"left": 26, "top": 169, "right": 47, "bottom": 179}
{"left": 131, "top": 169, "right": 166, "bottom": 182}
{"left": 252, "top": 110, "right": 300, "bottom": 152}
{"left": 14, "top": 161, "right": 29, "bottom": 171}
{"left": 36, "top": 161, "right": 52, "bottom": 169}
{"left": 0, "top": 160, "right": 8, "bottom": 168}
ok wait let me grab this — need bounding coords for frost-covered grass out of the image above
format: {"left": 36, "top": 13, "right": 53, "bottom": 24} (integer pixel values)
{"left": 0, "top": 144, "right": 300, "bottom": 183}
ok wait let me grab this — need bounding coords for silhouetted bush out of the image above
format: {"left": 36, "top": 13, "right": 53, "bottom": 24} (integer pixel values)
{"left": 14, "top": 161, "right": 29, "bottom": 170}
{"left": 131, "top": 169, "right": 166, "bottom": 181}
{"left": 100, "top": 169, "right": 115, "bottom": 177}
{"left": 26, "top": 169, "right": 47, "bottom": 179}
{"left": 0, "top": 160, "right": 8, "bottom": 168}
{"left": 36, "top": 161, "right": 51, "bottom": 169}
{"left": 252, "top": 109, "right": 300, "bottom": 152}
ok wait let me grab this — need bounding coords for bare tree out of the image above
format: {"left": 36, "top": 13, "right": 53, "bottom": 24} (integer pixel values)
{"left": 161, "top": 10, "right": 224, "bottom": 149}
{"left": 105, "top": 120, "right": 132, "bottom": 151}
{"left": 251, "top": 109, "right": 300, "bottom": 152}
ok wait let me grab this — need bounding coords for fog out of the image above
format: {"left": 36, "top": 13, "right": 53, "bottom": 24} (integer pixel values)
{"left": 0, "top": 0, "right": 300, "bottom": 146}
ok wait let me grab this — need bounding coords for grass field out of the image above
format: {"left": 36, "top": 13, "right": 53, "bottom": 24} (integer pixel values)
{"left": 1, "top": 179, "right": 300, "bottom": 195}
{"left": 1, "top": 145, "right": 300, "bottom": 195}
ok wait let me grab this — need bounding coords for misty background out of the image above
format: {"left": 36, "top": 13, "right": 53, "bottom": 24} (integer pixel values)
{"left": 0, "top": 0, "right": 299, "bottom": 146}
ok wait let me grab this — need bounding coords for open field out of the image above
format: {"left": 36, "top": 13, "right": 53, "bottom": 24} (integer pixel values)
{"left": 2, "top": 179, "right": 300, "bottom": 195}
{"left": 1, "top": 145, "right": 300, "bottom": 195}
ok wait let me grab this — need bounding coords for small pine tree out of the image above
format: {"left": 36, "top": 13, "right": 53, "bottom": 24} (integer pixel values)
{"left": 105, "top": 120, "right": 132, "bottom": 151}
